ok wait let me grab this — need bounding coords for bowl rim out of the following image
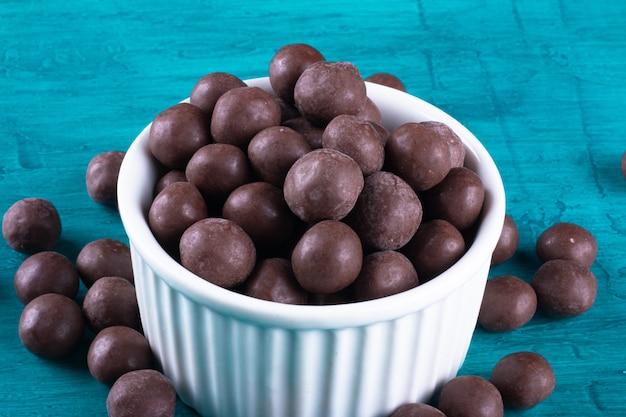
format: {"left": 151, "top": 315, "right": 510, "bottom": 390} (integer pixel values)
{"left": 117, "top": 77, "right": 506, "bottom": 330}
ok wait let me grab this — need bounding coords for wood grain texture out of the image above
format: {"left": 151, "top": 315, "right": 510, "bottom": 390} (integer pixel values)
{"left": 1, "top": 0, "right": 625, "bottom": 415}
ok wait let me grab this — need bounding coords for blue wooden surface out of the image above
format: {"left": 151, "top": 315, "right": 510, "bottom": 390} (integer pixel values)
{"left": 1, "top": 0, "right": 625, "bottom": 415}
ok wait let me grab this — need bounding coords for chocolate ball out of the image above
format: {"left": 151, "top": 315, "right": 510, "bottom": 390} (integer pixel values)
{"left": 19, "top": 293, "right": 84, "bottom": 359}
{"left": 322, "top": 114, "right": 385, "bottom": 176}
{"left": 86, "top": 151, "right": 125, "bottom": 207}
{"left": 386, "top": 122, "right": 452, "bottom": 192}
{"left": 535, "top": 222, "right": 597, "bottom": 268}
{"left": 491, "top": 214, "right": 519, "bottom": 265}
{"left": 348, "top": 171, "right": 422, "bottom": 251}
{"left": 423, "top": 121, "right": 465, "bottom": 168}
{"left": 365, "top": 73, "right": 407, "bottom": 92}
{"left": 189, "top": 71, "right": 247, "bottom": 115}
{"left": 437, "top": 375, "right": 504, "bottom": 417}
{"left": 87, "top": 325, "right": 152, "bottom": 386}
{"left": 478, "top": 275, "right": 537, "bottom": 332}
{"left": 153, "top": 170, "right": 187, "bottom": 196}
{"left": 389, "top": 402, "right": 446, "bottom": 417}
{"left": 107, "top": 369, "right": 177, "bottom": 417}
{"left": 355, "top": 97, "right": 383, "bottom": 124}
{"left": 291, "top": 220, "right": 363, "bottom": 295}
{"left": 269, "top": 43, "right": 325, "bottom": 104}
{"left": 244, "top": 258, "right": 308, "bottom": 304}
{"left": 211, "top": 86, "right": 282, "bottom": 148}
{"left": 490, "top": 351, "right": 556, "bottom": 410}
{"left": 294, "top": 61, "right": 367, "bottom": 126}
{"left": 402, "top": 219, "right": 465, "bottom": 281}
{"left": 282, "top": 116, "right": 325, "bottom": 149}
{"left": 14, "top": 251, "right": 79, "bottom": 304}
{"left": 2, "top": 197, "right": 61, "bottom": 254}
{"left": 82, "top": 276, "right": 141, "bottom": 334}
{"left": 148, "top": 103, "right": 210, "bottom": 170}
{"left": 247, "top": 126, "right": 312, "bottom": 187}
{"left": 532, "top": 259, "right": 597, "bottom": 318}
{"left": 76, "top": 238, "right": 134, "bottom": 287}
{"left": 283, "top": 148, "right": 364, "bottom": 223}
{"left": 352, "top": 250, "right": 418, "bottom": 301}
{"left": 179, "top": 218, "right": 256, "bottom": 288}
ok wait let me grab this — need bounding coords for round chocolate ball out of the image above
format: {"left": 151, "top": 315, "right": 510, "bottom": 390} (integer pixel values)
{"left": 389, "top": 402, "right": 446, "bottom": 417}
{"left": 491, "top": 214, "right": 519, "bottom": 265}
{"left": 364, "top": 72, "right": 407, "bottom": 92}
{"left": 82, "top": 276, "right": 141, "bottom": 334}
{"left": 2, "top": 197, "right": 61, "bottom": 254}
{"left": 107, "top": 369, "right": 176, "bottom": 417}
{"left": 352, "top": 250, "right": 418, "bottom": 301}
{"left": 153, "top": 170, "right": 186, "bottom": 196}
{"left": 282, "top": 116, "right": 325, "bottom": 149}
{"left": 189, "top": 71, "right": 247, "bottom": 115}
{"left": 179, "top": 218, "right": 256, "bottom": 288}
{"left": 244, "top": 258, "right": 308, "bottom": 305}
{"left": 437, "top": 375, "right": 504, "bottom": 417}
{"left": 283, "top": 148, "right": 364, "bottom": 223}
{"left": 532, "top": 259, "right": 597, "bottom": 318}
{"left": 535, "top": 222, "right": 597, "bottom": 268}
{"left": 348, "top": 171, "right": 422, "bottom": 251}
{"left": 269, "top": 43, "right": 325, "bottom": 104}
{"left": 76, "top": 238, "right": 133, "bottom": 287}
{"left": 86, "top": 151, "right": 125, "bottom": 207}
{"left": 478, "top": 275, "right": 537, "bottom": 332}
{"left": 294, "top": 61, "right": 367, "bottom": 126}
{"left": 19, "top": 293, "right": 84, "bottom": 359}
{"left": 148, "top": 103, "right": 210, "bottom": 170}
{"left": 14, "top": 251, "right": 79, "bottom": 304}
{"left": 291, "top": 220, "right": 363, "bottom": 295}
{"left": 355, "top": 97, "right": 383, "bottom": 124}
{"left": 87, "top": 325, "right": 152, "bottom": 386}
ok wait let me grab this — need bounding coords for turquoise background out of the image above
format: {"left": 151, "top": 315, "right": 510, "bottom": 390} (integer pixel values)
{"left": 2, "top": 0, "right": 626, "bottom": 415}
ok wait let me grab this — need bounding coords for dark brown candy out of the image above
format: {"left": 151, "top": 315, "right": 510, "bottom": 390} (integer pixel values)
{"left": 423, "top": 167, "right": 485, "bottom": 230}
{"left": 189, "top": 71, "right": 247, "bottom": 115}
{"left": 352, "top": 250, "right": 418, "bottom": 301}
{"left": 148, "top": 103, "right": 210, "bottom": 170}
{"left": 82, "top": 276, "right": 141, "bottom": 334}
{"left": 365, "top": 73, "right": 407, "bottom": 92}
{"left": 535, "top": 222, "right": 597, "bottom": 268}
{"left": 244, "top": 258, "right": 308, "bottom": 304}
{"left": 14, "top": 251, "right": 79, "bottom": 304}
{"left": 322, "top": 114, "right": 385, "bottom": 176}
{"left": 107, "top": 369, "right": 177, "bottom": 417}
{"left": 389, "top": 402, "right": 446, "bottom": 417}
{"left": 149, "top": 181, "right": 208, "bottom": 254}
{"left": 269, "top": 43, "right": 325, "bottom": 104}
{"left": 423, "top": 121, "right": 465, "bottom": 168}
{"left": 291, "top": 220, "right": 363, "bottom": 295}
{"left": 386, "top": 122, "right": 452, "bottom": 192}
{"left": 185, "top": 143, "right": 251, "bottom": 201}
{"left": 294, "top": 61, "right": 367, "bottom": 126}
{"left": 355, "top": 97, "right": 383, "bottom": 124}
{"left": 247, "top": 126, "right": 312, "bottom": 187}
{"left": 2, "top": 197, "right": 62, "bottom": 254}
{"left": 491, "top": 214, "right": 519, "bottom": 265}
{"left": 490, "top": 351, "right": 555, "bottom": 410}
{"left": 18, "top": 293, "right": 84, "bottom": 359}
{"left": 179, "top": 218, "right": 256, "bottom": 288}
{"left": 478, "top": 275, "right": 537, "bottom": 332}
{"left": 308, "top": 286, "right": 355, "bottom": 305}
{"left": 76, "top": 238, "right": 134, "bottom": 287}
{"left": 222, "top": 182, "right": 295, "bottom": 249}
{"left": 531, "top": 259, "right": 597, "bottom": 318}
{"left": 87, "top": 325, "right": 152, "bottom": 386}
{"left": 153, "top": 170, "right": 187, "bottom": 196}
{"left": 348, "top": 171, "right": 422, "bottom": 251}
{"left": 86, "top": 151, "right": 125, "bottom": 207}
{"left": 283, "top": 148, "right": 364, "bottom": 223}
{"left": 211, "top": 86, "right": 282, "bottom": 148}
{"left": 437, "top": 375, "right": 504, "bottom": 417}
{"left": 282, "top": 116, "right": 324, "bottom": 149}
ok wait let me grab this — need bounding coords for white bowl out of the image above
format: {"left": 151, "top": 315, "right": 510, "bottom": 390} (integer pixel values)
{"left": 118, "top": 77, "right": 506, "bottom": 417}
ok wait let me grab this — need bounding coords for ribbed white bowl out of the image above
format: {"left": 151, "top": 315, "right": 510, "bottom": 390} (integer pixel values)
{"left": 118, "top": 77, "right": 506, "bottom": 417}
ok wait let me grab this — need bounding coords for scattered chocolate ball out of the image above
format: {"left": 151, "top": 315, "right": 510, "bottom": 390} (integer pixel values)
{"left": 532, "top": 259, "right": 597, "bottom": 318}
{"left": 389, "top": 402, "right": 446, "bottom": 417}
{"left": 352, "top": 250, "right": 418, "bottom": 301}
{"left": 14, "top": 251, "right": 79, "bottom": 305}
{"left": 76, "top": 238, "right": 134, "bottom": 287}
{"left": 18, "top": 293, "right": 84, "bottom": 360}
{"left": 244, "top": 257, "right": 308, "bottom": 304}
{"left": 82, "top": 276, "right": 141, "bottom": 334}
{"left": 269, "top": 43, "right": 325, "bottom": 104}
{"left": 189, "top": 71, "right": 247, "bottom": 115}
{"left": 179, "top": 218, "right": 256, "bottom": 288}
{"left": 85, "top": 151, "right": 125, "bottom": 207}
{"left": 437, "top": 375, "right": 504, "bottom": 417}
{"left": 491, "top": 214, "right": 519, "bottom": 265}
{"left": 87, "top": 325, "right": 152, "bottom": 386}
{"left": 535, "top": 222, "right": 597, "bottom": 268}
{"left": 291, "top": 220, "right": 363, "bottom": 295}
{"left": 490, "top": 351, "right": 556, "bottom": 410}
{"left": 153, "top": 170, "right": 187, "bottom": 196}
{"left": 478, "top": 275, "right": 537, "bottom": 332}
{"left": 365, "top": 72, "right": 407, "bottom": 92}
{"left": 2, "top": 197, "right": 62, "bottom": 254}
{"left": 107, "top": 369, "right": 177, "bottom": 417}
